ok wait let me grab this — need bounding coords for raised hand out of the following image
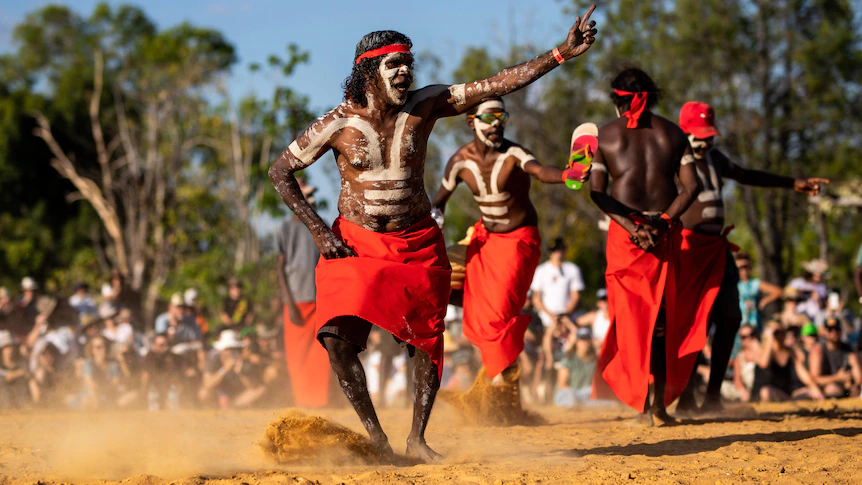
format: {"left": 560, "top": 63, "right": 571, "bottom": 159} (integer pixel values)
{"left": 793, "top": 177, "right": 830, "bottom": 195}
{"left": 315, "top": 230, "right": 357, "bottom": 260}
{"left": 559, "top": 4, "right": 598, "bottom": 60}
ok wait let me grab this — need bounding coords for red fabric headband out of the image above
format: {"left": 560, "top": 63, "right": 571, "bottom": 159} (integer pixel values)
{"left": 614, "top": 89, "right": 651, "bottom": 129}
{"left": 355, "top": 44, "right": 411, "bottom": 64}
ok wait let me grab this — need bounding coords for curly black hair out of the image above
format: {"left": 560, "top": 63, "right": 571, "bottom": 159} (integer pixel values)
{"left": 609, "top": 68, "right": 662, "bottom": 112}
{"left": 343, "top": 30, "right": 412, "bottom": 107}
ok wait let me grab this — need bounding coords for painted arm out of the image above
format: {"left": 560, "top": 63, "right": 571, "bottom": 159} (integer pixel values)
{"left": 720, "top": 153, "right": 828, "bottom": 194}
{"left": 435, "top": 5, "right": 597, "bottom": 117}
{"left": 432, "top": 154, "right": 462, "bottom": 212}
{"left": 521, "top": 147, "right": 591, "bottom": 185}
{"left": 268, "top": 112, "right": 356, "bottom": 260}
{"left": 757, "top": 280, "right": 784, "bottom": 310}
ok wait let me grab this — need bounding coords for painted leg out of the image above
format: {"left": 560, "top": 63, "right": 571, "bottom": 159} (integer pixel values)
{"left": 321, "top": 335, "right": 393, "bottom": 459}
{"left": 406, "top": 349, "right": 442, "bottom": 462}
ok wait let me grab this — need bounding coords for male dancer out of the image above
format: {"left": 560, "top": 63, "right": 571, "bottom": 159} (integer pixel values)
{"left": 269, "top": 8, "right": 598, "bottom": 460}
{"left": 674, "top": 101, "right": 828, "bottom": 413}
{"left": 589, "top": 68, "right": 700, "bottom": 426}
{"left": 431, "top": 97, "right": 589, "bottom": 385}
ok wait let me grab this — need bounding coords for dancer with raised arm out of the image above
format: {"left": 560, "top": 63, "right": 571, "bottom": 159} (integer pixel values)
{"left": 269, "top": 6, "right": 598, "bottom": 460}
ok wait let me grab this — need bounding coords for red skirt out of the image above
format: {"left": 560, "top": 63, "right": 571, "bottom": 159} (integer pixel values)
{"left": 462, "top": 222, "right": 541, "bottom": 378}
{"left": 315, "top": 215, "right": 451, "bottom": 379}
{"left": 283, "top": 303, "right": 331, "bottom": 407}
{"left": 593, "top": 220, "right": 702, "bottom": 411}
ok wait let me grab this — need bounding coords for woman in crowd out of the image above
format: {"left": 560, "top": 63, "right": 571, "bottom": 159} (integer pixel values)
{"left": 80, "top": 336, "right": 137, "bottom": 409}
{"left": 731, "top": 325, "right": 759, "bottom": 402}
{"left": 576, "top": 289, "right": 611, "bottom": 347}
{"left": 554, "top": 327, "right": 598, "bottom": 407}
{"left": 736, "top": 254, "right": 783, "bottom": 331}
{"left": 750, "top": 324, "right": 823, "bottom": 402}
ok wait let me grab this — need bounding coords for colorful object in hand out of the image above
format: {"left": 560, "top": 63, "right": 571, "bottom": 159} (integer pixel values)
{"left": 565, "top": 122, "right": 599, "bottom": 190}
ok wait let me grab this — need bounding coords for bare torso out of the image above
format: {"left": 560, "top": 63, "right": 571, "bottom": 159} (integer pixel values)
{"left": 289, "top": 86, "right": 451, "bottom": 232}
{"left": 597, "top": 113, "right": 690, "bottom": 214}
{"left": 442, "top": 140, "right": 538, "bottom": 233}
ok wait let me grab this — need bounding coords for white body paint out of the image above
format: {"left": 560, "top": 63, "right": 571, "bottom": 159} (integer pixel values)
{"left": 450, "top": 84, "right": 466, "bottom": 106}
{"left": 695, "top": 151, "right": 725, "bottom": 220}
{"left": 441, "top": 143, "right": 536, "bottom": 226}
{"left": 472, "top": 99, "right": 506, "bottom": 149}
{"left": 681, "top": 153, "right": 695, "bottom": 166}
{"left": 378, "top": 53, "right": 411, "bottom": 106}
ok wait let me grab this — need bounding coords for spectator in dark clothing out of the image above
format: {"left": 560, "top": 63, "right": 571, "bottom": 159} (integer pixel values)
{"left": 29, "top": 343, "right": 63, "bottom": 407}
{"left": 219, "top": 278, "right": 254, "bottom": 331}
{"left": 809, "top": 318, "right": 862, "bottom": 398}
{"left": 751, "top": 325, "right": 823, "bottom": 402}
{"left": 0, "top": 331, "right": 30, "bottom": 408}
{"left": 141, "top": 334, "right": 181, "bottom": 408}
{"left": 155, "top": 293, "right": 202, "bottom": 345}
{"left": 199, "top": 330, "right": 265, "bottom": 408}
{"left": 12, "top": 277, "right": 40, "bottom": 340}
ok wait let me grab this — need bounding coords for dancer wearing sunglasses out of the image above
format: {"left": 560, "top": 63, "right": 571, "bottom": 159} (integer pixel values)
{"left": 431, "top": 96, "right": 590, "bottom": 406}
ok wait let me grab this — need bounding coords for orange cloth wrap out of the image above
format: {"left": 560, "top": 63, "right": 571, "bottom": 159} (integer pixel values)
{"left": 315, "top": 215, "right": 451, "bottom": 379}
{"left": 593, "top": 220, "right": 705, "bottom": 411}
{"left": 283, "top": 302, "right": 330, "bottom": 408}
{"left": 462, "top": 222, "right": 542, "bottom": 379}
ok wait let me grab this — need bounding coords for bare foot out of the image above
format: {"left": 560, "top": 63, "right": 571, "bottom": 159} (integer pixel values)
{"left": 653, "top": 407, "right": 678, "bottom": 425}
{"left": 625, "top": 412, "right": 655, "bottom": 428}
{"left": 406, "top": 438, "right": 442, "bottom": 463}
{"left": 370, "top": 437, "right": 395, "bottom": 463}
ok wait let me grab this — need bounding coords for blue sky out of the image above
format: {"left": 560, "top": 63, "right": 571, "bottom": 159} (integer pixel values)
{"left": 0, "top": 0, "right": 578, "bottom": 228}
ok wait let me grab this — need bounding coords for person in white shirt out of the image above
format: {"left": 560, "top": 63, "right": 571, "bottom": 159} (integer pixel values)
{"left": 530, "top": 238, "right": 585, "bottom": 370}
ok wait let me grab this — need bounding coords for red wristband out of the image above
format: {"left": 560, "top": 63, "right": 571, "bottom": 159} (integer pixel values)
{"left": 562, "top": 170, "right": 567, "bottom": 183}
{"left": 552, "top": 47, "right": 565, "bottom": 64}
{"left": 660, "top": 213, "right": 673, "bottom": 225}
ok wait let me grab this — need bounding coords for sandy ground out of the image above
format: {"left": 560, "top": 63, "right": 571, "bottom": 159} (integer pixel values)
{"left": 2, "top": 399, "right": 862, "bottom": 484}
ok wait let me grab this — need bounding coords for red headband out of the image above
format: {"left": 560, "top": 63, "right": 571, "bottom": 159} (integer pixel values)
{"left": 614, "top": 89, "right": 651, "bottom": 129}
{"left": 355, "top": 44, "right": 411, "bottom": 64}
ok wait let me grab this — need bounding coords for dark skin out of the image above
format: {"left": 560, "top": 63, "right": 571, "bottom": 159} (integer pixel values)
{"left": 678, "top": 138, "right": 828, "bottom": 413}
{"left": 268, "top": 6, "right": 598, "bottom": 462}
{"left": 432, "top": 106, "right": 589, "bottom": 233}
{"left": 589, "top": 110, "right": 701, "bottom": 426}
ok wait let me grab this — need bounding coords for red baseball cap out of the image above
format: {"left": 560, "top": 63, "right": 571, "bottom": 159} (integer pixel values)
{"left": 679, "top": 101, "right": 721, "bottom": 139}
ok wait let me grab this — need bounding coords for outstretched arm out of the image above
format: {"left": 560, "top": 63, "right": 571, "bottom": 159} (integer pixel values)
{"left": 720, "top": 153, "right": 829, "bottom": 194}
{"left": 521, "top": 145, "right": 591, "bottom": 185}
{"left": 268, "top": 112, "right": 355, "bottom": 259}
{"left": 435, "top": 5, "right": 597, "bottom": 117}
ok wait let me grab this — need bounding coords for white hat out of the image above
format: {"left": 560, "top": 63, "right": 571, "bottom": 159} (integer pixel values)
{"left": 101, "top": 282, "right": 115, "bottom": 298}
{"left": 802, "top": 259, "right": 829, "bottom": 276}
{"left": 213, "top": 330, "right": 246, "bottom": 351}
{"left": 183, "top": 288, "right": 199, "bottom": 307}
{"left": 0, "top": 331, "right": 16, "bottom": 349}
{"left": 21, "top": 277, "right": 38, "bottom": 291}
{"left": 169, "top": 292, "right": 184, "bottom": 307}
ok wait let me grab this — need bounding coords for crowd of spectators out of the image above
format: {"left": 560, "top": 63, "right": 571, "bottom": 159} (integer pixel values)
{"left": 3, "top": 241, "right": 862, "bottom": 412}
{"left": 0, "top": 275, "right": 287, "bottom": 410}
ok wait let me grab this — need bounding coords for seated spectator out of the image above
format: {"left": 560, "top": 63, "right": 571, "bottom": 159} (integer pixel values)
{"left": 199, "top": 330, "right": 265, "bottom": 408}
{"left": 576, "top": 289, "right": 610, "bottom": 347}
{"left": 788, "top": 260, "right": 829, "bottom": 322}
{"left": 0, "top": 287, "right": 13, "bottom": 317}
{"left": 140, "top": 334, "right": 181, "bottom": 409}
{"left": 79, "top": 335, "right": 137, "bottom": 409}
{"left": 29, "top": 343, "right": 64, "bottom": 407}
{"left": 156, "top": 293, "right": 201, "bottom": 345}
{"left": 779, "top": 288, "right": 810, "bottom": 328}
{"left": 808, "top": 318, "right": 862, "bottom": 398}
{"left": 799, "top": 323, "right": 820, "bottom": 368}
{"left": 27, "top": 297, "right": 78, "bottom": 374}
{"left": 0, "top": 331, "right": 30, "bottom": 408}
{"left": 220, "top": 278, "right": 255, "bottom": 331}
{"left": 731, "top": 325, "right": 759, "bottom": 402}
{"left": 13, "top": 277, "right": 40, "bottom": 340}
{"left": 170, "top": 341, "right": 204, "bottom": 409}
{"left": 736, "top": 253, "right": 783, "bottom": 331}
{"left": 101, "top": 304, "right": 134, "bottom": 347}
{"left": 184, "top": 288, "right": 210, "bottom": 338}
{"left": 751, "top": 325, "right": 823, "bottom": 402}
{"left": 78, "top": 313, "right": 103, "bottom": 347}
{"left": 68, "top": 282, "right": 97, "bottom": 317}
{"left": 554, "top": 326, "right": 597, "bottom": 407}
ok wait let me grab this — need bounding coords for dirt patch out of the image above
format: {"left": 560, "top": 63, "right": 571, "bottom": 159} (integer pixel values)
{"left": 440, "top": 368, "right": 545, "bottom": 426}
{"left": 260, "top": 409, "right": 383, "bottom": 465}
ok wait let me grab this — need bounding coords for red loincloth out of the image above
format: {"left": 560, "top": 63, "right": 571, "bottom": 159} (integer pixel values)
{"left": 593, "top": 220, "right": 705, "bottom": 411}
{"left": 462, "top": 222, "right": 542, "bottom": 379}
{"left": 315, "top": 215, "right": 451, "bottom": 379}
{"left": 674, "top": 228, "right": 738, "bottom": 369}
{"left": 283, "top": 302, "right": 331, "bottom": 407}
